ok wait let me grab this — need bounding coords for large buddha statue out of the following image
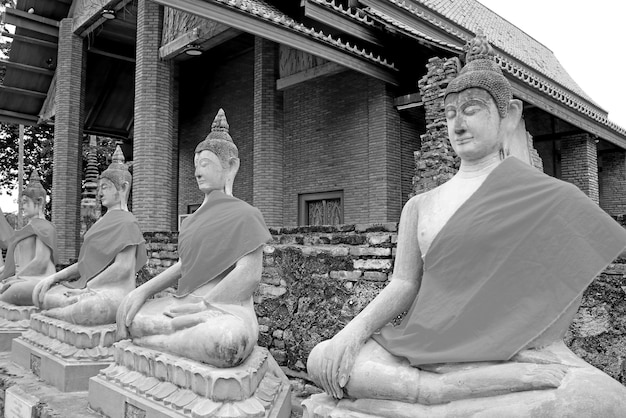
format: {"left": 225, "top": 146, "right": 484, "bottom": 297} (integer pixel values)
{"left": 0, "top": 171, "right": 58, "bottom": 306}
{"left": 116, "top": 108, "right": 271, "bottom": 367}
{"left": 305, "top": 32, "right": 626, "bottom": 417}
{"left": 32, "top": 146, "right": 147, "bottom": 326}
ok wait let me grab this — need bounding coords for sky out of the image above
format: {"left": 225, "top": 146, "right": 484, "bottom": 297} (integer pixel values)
{"left": 1, "top": 1, "right": 625, "bottom": 212}
{"left": 477, "top": 0, "right": 626, "bottom": 128}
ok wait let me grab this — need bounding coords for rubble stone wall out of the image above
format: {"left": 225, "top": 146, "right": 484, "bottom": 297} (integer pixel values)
{"left": 143, "top": 222, "right": 626, "bottom": 385}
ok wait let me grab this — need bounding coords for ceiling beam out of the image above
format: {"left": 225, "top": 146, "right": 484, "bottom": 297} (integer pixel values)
{"left": 0, "top": 59, "right": 55, "bottom": 76}
{"left": 0, "top": 109, "right": 39, "bottom": 126}
{"left": 0, "top": 85, "right": 47, "bottom": 99}
{"left": 88, "top": 47, "right": 135, "bottom": 63}
{"left": 277, "top": 61, "right": 347, "bottom": 90}
{"left": 151, "top": 0, "right": 398, "bottom": 86}
{"left": 74, "top": 0, "right": 134, "bottom": 37}
{"left": 0, "top": 31, "right": 58, "bottom": 49}
{"left": 160, "top": 26, "right": 241, "bottom": 60}
{"left": 3, "top": 8, "right": 59, "bottom": 38}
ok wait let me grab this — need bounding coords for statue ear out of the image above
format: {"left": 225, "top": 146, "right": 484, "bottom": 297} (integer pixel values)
{"left": 501, "top": 99, "right": 532, "bottom": 164}
{"left": 224, "top": 157, "right": 240, "bottom": 197}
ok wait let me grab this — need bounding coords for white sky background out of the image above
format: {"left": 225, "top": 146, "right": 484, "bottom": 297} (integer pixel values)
{"left": 2, "top": 1, "right": 625, "bottom": 212}
{"left": 477, "top": 0, "right": 626, "bottom": 128}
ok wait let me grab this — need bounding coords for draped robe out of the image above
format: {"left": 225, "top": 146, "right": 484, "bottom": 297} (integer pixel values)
{"left": 64, "top": 210, "right": 147, "bottom": 289}
{"left": 0, "top": 218, "right": 58, "bottom": 281}
{"left": 176, "top": 190, "right": 271, "bottom": 296}
{"left": 374, "top": 157, "right": 626, "bottom": 365}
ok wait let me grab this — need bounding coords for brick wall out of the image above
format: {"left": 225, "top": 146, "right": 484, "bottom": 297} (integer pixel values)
{"left": 253, "top": 38, "right": 284, "bottom": 227}
{"left": 133, "top": 0, "right": 177, "bottom": 232}
{"left": 599, "top": 150, "right": 626, "bottom": 216}
{"left": 561, "top": 134, "right": 599, "bottom": 203}
{"left": 177, "top": 48, "right": 254, "bottom": 219}
{"left": 283, "top": 71, "right": 414, "bottom": 226}
{"left": 51, "top": 18, "right": 85, "bottom": 263}
{"left": 413, "top": 57, "right": 460, "bottom": 195}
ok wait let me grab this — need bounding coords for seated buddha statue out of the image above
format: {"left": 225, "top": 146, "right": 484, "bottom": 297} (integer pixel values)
{"left": 32, "top": 146, "right": 147, "bottom": 326}
{"left": 306, "top": 32, "right": 626, "bottom": 417}
{"left": 0, "top": 171, "right": 58, "bottom": 306}
{"left": 116, "top": 109, "right": 271, "bottom": 367}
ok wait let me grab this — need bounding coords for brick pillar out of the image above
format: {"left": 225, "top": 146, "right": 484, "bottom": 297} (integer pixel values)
{"left": 253, "top": 37, "right": 283, "bottom": 227}
{"left": 133, "top": 0, "right": 176, "bottom": 231}
{"left": 367, "top": 79, "right": 402, "bottom": 223}
{"left": 599, "top": 150, "right": 626, "bottom": 215}
{"left": 413, "top": 57, "right": 460, "bottom": 195}
{"left": 52, "top": 18, "right": 85, "bottom": 263}
{"left": 560, "top": 134, "right": 599, "bottom": 203}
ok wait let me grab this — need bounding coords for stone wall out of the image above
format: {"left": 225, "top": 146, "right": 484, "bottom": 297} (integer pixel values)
{"left": 561, "top": 133, "right": 600, "bottom": 203}
{"left": 143, "top": 223, "right": 626, "bottom": 384}
{"left": 599, "top": 150, "right": 626, "bottom": 216}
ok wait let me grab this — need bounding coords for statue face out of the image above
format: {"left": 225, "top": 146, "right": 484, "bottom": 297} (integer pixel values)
{"left": 98, "top": 178, "right": 121, "bottom": 209}
{"left": 445, "top": 88, "right": 504, "bottom": 162}
{"left": 194, "top": 150, "right": 229, "bottom": 194}
{"left": 21, "top": 196, "right": 39, "bottom": 219}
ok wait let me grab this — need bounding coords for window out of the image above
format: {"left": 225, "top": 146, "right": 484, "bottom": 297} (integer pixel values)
{"left": 298, "top": 191, "right": 344, "bottom": 226}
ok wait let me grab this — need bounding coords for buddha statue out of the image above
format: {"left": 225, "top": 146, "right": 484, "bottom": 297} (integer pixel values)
{"left": 116, "top": 108, "right": 270, "bottom": 367}
{"left": 32, "top": 146, "right": 147, "bottom": 326}
{"left": 0, "top": 171, "right": 58, "bottom": 307}
{"left": 89, "top": 110, "right": 290, "bottom": 418}
{"left": 305, "top": 32, "right": 626, "bottom": 417}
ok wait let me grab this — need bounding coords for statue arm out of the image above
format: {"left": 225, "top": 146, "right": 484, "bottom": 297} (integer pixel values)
{"left": 203, "top": 245, "right": 263, "bottom": 305}
{"left": 87, "top": 245, "right": 137, "bottom": 289}
{"left": 317, "top": 197, "right": 424, "bottom": 398}
{"left": 14, "top": 237, "right": 53, "bottom": 277}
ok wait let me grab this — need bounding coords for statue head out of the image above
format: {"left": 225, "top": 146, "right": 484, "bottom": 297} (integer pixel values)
{"left": 22, "top": 170, "right": 46, "bottom": 219}
{"left": 444, "top": 31, "right": 524, "bottom": 162}
{"left": 99, "top": 145, "right": 131, "bottom": 210}
{"left": 194, "top": 109, "right": 240, "bottom": 196}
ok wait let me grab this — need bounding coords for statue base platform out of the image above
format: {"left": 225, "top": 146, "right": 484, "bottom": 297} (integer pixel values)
{"left": 0, "top": 301, "right": 38, "bottom": 350}
{"left": 11, "top": 313, "right": 117, "bottom": 391}
{"left": 89, "top": 340, "right": 292, "bottom": 418}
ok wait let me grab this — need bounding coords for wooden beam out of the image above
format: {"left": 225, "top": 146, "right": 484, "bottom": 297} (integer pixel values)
{"left": 0, "top": 85, "right": 47, "bottom": 99}
{"left": 88, "top": 47, "right": 135, "bottom": 63}
{"left": 74, "top": 0, "right": 134, "bottom": 37}
{"left": 304, "top": 0, "right": 383, "bottom": 47}
{"left": 1, "top": 31, "right": 58, "bottom": 49}
{"left": 4, "top": 8, "right": 59, "bottom": 38}
{"left": 277, "top": 62, "right": 347, "bottom": 90}
{"left": 151, "top": 0, "right": 398, "bottom": 85}
{"left": 0, "top": 109, "right": 39, "bottom": 126}
{"left": 394, "top": 92, "right": 422, "bottom": 110}
{"left": 0, "top": 59, "right": 55, "bottom": 76}
{"left": 159, "top": 26, "right": 241, "bottom": 60}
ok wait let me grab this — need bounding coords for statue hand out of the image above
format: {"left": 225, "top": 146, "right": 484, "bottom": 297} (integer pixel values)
{"left": 163, "top": 302, "right": 206, "bottom": 318}
{"left": 0, "top": 278, "right": 18, "bottom": 293}
{"left": 116, "top": 288, "right": 148, "bottom": 339}
{"left": 320, "top": 330, "right": 363, "bottom": 400}
{"left": 32, "top": 275, "right": 56, "bottom": 308}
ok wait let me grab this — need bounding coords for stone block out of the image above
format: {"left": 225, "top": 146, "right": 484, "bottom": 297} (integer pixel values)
{"left": 89, "top": 342, "right": 291, "bottom": 418}
{"left": 329, "top": 270, "right": 362, "bottom": 281}
{"left": 353, "top": 259, "right": 392, "bottom": 271}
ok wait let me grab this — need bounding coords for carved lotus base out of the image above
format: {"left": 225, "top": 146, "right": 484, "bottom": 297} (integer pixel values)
{"left": 0, "top": 300, "right": 38, "bottom": 329}
{"left": 89, "top": 341, "right": 292, "bottom": 418}
{"left": 19, "top": 313, "right": 117, "bottom": 361}
{"left": 0, "top": 301, "right": 38, "bottom": 350}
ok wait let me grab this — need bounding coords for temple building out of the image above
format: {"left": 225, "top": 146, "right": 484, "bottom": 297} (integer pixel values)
{"left": 1, "top": 0, "right": 626, "bottom": 264}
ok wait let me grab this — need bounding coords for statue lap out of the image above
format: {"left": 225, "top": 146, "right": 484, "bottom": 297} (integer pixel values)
{"left": 129, "top": 295, "right": 257, "bottom": 367}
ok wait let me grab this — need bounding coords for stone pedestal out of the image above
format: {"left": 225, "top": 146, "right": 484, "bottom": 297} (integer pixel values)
{"left": 11, "top": 313, "right": 116, "bottom": 391}
{"left": 89, "top": 340, "right": 291, "bottom": 418}
{"left": 0, "top": 301, "right": 38, "bottom": 351}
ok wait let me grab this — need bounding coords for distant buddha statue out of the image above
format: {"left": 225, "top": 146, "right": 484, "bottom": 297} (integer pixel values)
{"left": 305, "top": 32, "right": 626, "bottom": 417}
{"left": 32, "top": 146, "right": 147, "bottom": 326}
{"left": 0, "top": 171, "right": 58, "bottom": 306}
{"left": 116, "top": 108, "right": 271, "bottom": 367}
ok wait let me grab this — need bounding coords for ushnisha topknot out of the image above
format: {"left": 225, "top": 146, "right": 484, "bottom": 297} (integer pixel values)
{"left": 100, "top": 145, "right": 132, "bottom": 190}
{"left": 445, "top": 30, "right": 512, "bottom": 118}
{"left": 23, "top": 169, "right": 46, "bottom": 203}
{"left": 195, "top": 108, "right": 238, "bottom": 166}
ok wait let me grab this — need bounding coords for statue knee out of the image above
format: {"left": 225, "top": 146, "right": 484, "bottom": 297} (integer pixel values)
{"left": 307, "top": 340, "right": 329, "bottom": 385}
{"left": 199, "top": 318, "right": 256, "bottom": 367}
